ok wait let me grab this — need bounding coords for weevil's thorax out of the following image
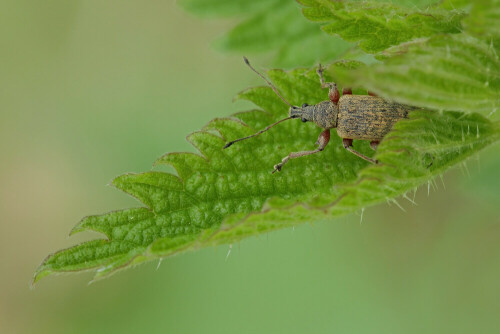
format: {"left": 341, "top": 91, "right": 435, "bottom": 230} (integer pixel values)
{"left": 313, "top": 100, "right": 338, "bottom": 129}
{"left": 289, "top": 100, "right": 338, "bottom": 129}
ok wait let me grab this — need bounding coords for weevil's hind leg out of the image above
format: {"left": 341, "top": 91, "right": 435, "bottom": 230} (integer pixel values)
{"left": 368, "top": 91, "right": 378, "bottom": 97}
{"left": 273, "top": 129, "right": 331, "bottom": 173}
{"left": 342, "top": 138, "right": 378, "bottom": 164}
{"left": 317, "top": 64, "right": 340, "bottom": 104}
{"left": 370, "top": 140, "right": 380, "bottom": 151}
{"left": 342, "top": 88, "right": 352, "bottom": 95}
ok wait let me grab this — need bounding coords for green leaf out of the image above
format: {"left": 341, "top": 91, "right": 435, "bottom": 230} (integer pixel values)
{"left": 34, "top": 66, "right": 500, "bottom": 283}
{"left": 179, "top": 0, "right": 353, "bottom": 67}
{"left": 352, "top": 0, "right": 440, "bottom": 7}
{"left": 299, "top": 0, "right": 466, "bottom": 54}
{"left": 465, "top": 0, "right": 500, "bottom": 50}
{"left": 439, "top": 0, "right": 473, "bottom": 11}
{"left": 334, "top": 33, "right": 500, "bottom": 116}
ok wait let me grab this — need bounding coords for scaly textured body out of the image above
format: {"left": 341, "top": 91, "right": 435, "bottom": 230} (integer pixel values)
{"left": 337, "top": 95, "right": 411, "bottom": 140}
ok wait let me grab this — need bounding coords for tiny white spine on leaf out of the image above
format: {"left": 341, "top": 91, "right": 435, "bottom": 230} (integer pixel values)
{"left": 431, "top": 178, "right": 438, "bottom": 191}
{"left": 225, "top": 244, "right": 232, "bottom": 261}
{"left": 156, "top": 258, "right": 163, "bottom": 271}
{"left": 462, "top": 161, "right": 471, "bottom": 178}
{"left": 403, "top": 192, "right": 417, "bottom": 205}
{"left": 389, "top": 198, "right": 406, "bottom": 212}
{"left": 439, "top": 174, "right": 446, "bottom": 190}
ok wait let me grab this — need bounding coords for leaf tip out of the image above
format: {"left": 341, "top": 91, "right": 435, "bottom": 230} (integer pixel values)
{"left": 32, "top": 255, "right": 54, "bottom": 286}
{"left": 69, "top": 219, "right": 86, "bottom": 236}
{"left": 110, "top": 173, "right": 132, "bottom": 191}
{"left": 31, "top": 271, "right": 45, "bottom": 287}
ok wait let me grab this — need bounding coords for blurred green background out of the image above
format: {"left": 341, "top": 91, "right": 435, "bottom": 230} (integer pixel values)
{"left": 2, "top": 1, "right": 500, "bottom": 333}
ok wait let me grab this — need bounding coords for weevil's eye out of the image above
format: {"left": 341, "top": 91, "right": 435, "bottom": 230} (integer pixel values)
{"left": 301, "top": 118, "right": 307, "bottom": 123}
{"left": 302, "top": 103, "right": 309, "bottom": 108}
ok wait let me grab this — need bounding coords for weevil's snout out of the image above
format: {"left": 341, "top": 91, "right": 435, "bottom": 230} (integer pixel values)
{"left": 289, "top": 105, "right": 314, "bottom": 123}
{"left": 289, "top": 106, "right": 300, "bottom": 118}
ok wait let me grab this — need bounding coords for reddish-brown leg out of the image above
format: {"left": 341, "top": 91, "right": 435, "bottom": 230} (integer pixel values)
{"left": 273, "top": 129, "right": 331, "bottom": 173}
{"left": 370, "top": 140, "right": 380, "bottom": 151}
{"left": 329, "top": 86, "right": 340, "bottom": 104}
{"left": 317, "top": 65, "right": 339, "bottom": 104}
{"left": 368, "top": 91, "right": 378, "bottom": 97}
{"left": 342, "top": 88, "right": 352, "bottom": 95}
{"left": 342, "top": 138, "right": 378, "bottom": 164}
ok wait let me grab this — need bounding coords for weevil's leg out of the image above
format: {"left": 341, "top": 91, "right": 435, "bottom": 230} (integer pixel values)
{"left": 370, "top": 140, "right": 380, "bottom": 151}
{"left": 342, "top": 88, "right": 352, "bottom": 95}
{"left": 342, "top": 138, "right": 378, "bottom": 164}
{"left": 273, "top": 129, "right": 331, "bottom": 173}
{"left": 317, "top": 63, "right": 327, "bottom": 86}
{"left": 368, "top": 91, "right": 378, "bottom": 97}
{"left": 317, "top": 64, "right": 340, "bottom": 104}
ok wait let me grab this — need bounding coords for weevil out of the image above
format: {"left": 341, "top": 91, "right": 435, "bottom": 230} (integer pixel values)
{"left": 224, "top": 57, "right": 413, "bottom": 173}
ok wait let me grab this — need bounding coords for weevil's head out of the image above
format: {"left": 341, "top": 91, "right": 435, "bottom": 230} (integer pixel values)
{"left": 289, "top": 101, "right": 338, "bottom": 129}
{"left": 289, "top": 103, "right": 315, "bottom": 123}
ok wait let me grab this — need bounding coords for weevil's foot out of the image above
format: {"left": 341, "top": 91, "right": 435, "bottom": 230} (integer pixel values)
{"left": 316, "top": 64, "right": 323, "bottom": 76}
{"left": 272, "top": 163, "right": 282, "bottom": 174}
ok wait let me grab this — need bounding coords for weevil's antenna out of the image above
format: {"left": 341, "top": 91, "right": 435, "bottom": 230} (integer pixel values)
{"left": 223, "top": 116, "right": 294, "bottom": 149}
{"left": 243, "top": 57, "right": 295, "bottom": 108}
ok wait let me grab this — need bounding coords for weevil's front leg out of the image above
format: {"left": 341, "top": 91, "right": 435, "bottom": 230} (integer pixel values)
{"left": 317, "top": 64, "right": 340, "bottom": 104}
{"left": 273, "top": 129, "right": 331, "bottom": 173}
{"left": 342, "top": 138, "right": 378, "bottom": 164}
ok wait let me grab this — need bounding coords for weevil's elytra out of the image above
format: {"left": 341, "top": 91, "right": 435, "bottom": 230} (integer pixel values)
{"left": 337, "top": 95, "right": 409, "bottom": 140}
{"left": 223, "top": 57, "right": 413, "bottom": 173}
